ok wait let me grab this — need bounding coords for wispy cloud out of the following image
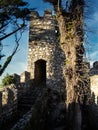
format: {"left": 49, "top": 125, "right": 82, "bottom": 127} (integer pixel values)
{"left": 85, "top": 4, "right": 98, "bottom": 35}
{"left": 93, "top": 11, "right": 98, "bottom": 22}
{"left": 87, "top": 50, "right": 98, "bottom": 67}
{"left": 85, "top": 2, "right": 98, "bottom": 67}
{"left": 89, "top": 51, "right": 98, "bottom": 59}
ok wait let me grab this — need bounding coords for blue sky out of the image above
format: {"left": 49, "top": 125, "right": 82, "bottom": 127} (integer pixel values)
{"left": 0, "top": 0, "right": 98, "bottom": 82}
{"left": 84, "top": 0, "right": 98, "bottom": 65}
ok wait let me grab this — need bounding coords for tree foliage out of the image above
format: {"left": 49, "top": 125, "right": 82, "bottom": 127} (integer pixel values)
{"left": 0, "top": 0, "right": 30, "bottom": 41}
{"left": 0, "top": 0, "right": 31, "bottom": 76}
{"left": 2, "top": 73, "right": 14, "bottom": 86}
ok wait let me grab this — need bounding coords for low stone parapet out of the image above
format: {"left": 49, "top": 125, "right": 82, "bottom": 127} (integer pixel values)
{"left": 0, "top": 84, "right": 18, "bottom": 124}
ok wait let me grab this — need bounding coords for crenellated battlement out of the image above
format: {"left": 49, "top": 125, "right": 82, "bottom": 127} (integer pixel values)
{"left": 12, "top": 71, "right": 30, "bottom": 84}
{"left": 29, "top": 9, "right": 57, "bottom": 43}
{"left": 44, "top": 9, "right": 52, "bottom": 17}
{"left": 30, "top": 11, "right": 39, "bottom": 19}
{"left": 30, "top": 9, "right": 52, "bottom": 19}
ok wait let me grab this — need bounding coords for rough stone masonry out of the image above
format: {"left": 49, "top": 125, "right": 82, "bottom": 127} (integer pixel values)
{"left": 27, "top": 10, "right": 66, "bottom": 92}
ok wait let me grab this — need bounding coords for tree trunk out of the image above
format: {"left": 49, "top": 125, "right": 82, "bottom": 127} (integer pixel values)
{"left": 52, "top": 0, "right": 91, "bottom": 129}
{"left": 56, "top": 7, "right": 84, "bottom": 106}
{"left": 55, "top": 4, "right": 84, "bottom": 130}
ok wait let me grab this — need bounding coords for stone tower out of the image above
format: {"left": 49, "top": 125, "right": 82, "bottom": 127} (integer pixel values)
{"left": 28, "top": 10, "right": 65, "bottom": 91}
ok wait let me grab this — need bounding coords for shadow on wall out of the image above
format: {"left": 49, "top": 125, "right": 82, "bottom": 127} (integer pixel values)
{"left": 14, "top": 90, "right": 98, "bottom": 130}
{"left": 47, "top": 37, "right": 66, "bottom": 98}
{"left": 91, "top": 92, "right": 98, "bottom": 105}
{"left": 0, "top": 86, "right": 18, "bottom": 129}
{"left": 1, "top": 87, "right": 15, "bottom": 112}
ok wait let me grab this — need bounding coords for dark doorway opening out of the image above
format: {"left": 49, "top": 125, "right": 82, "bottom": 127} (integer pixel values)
{"left": 34, "top": 59, "right": 46, "bottom": 83}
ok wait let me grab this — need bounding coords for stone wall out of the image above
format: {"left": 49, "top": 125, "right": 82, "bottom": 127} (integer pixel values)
{"left": 13, "top": 73, "right": 20, "bottom": 84}
{"left": 17, "top": 80, "right": 34, "bottom": 99}
{"left": 13, "top": 71, "right": 30, "bottom": 84}
{"left": 0, "top": 78, "right": 33, "bottom": 124}
{"left": 20, "top": 71, "right": 30, "bottom": 83}
{"left": 89, "top": 61, "right": 98, "bottom": 104}
{"left": 89, "top": 61, "right": 98, "bottom": 76}
{"left": 28, "top": 10, "right": 66, "bottom": 91}
{"left": 0, "top": 85, "right": 17, "bottom": 123}
{"left": 90, "top": 75, "right": 98, "bottom": 104}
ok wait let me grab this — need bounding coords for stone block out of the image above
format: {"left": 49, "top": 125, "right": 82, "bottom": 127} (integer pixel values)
{"left": 20, "top": 71, "right": 30, "bottom": 83}
{"left": 13, "top": 73, "right": 20, "bottom": 84}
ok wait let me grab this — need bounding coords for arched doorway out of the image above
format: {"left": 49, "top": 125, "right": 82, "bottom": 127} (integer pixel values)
{"left": 34, "top": 59, "right": 46, "bottom": 83}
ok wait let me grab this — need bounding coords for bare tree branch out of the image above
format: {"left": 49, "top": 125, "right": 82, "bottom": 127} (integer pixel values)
{"left": 0, "top": 24, "right": 26, "bottom": 41}
{"left": 0, "top": 29, "right": 24, "bottom": 76}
